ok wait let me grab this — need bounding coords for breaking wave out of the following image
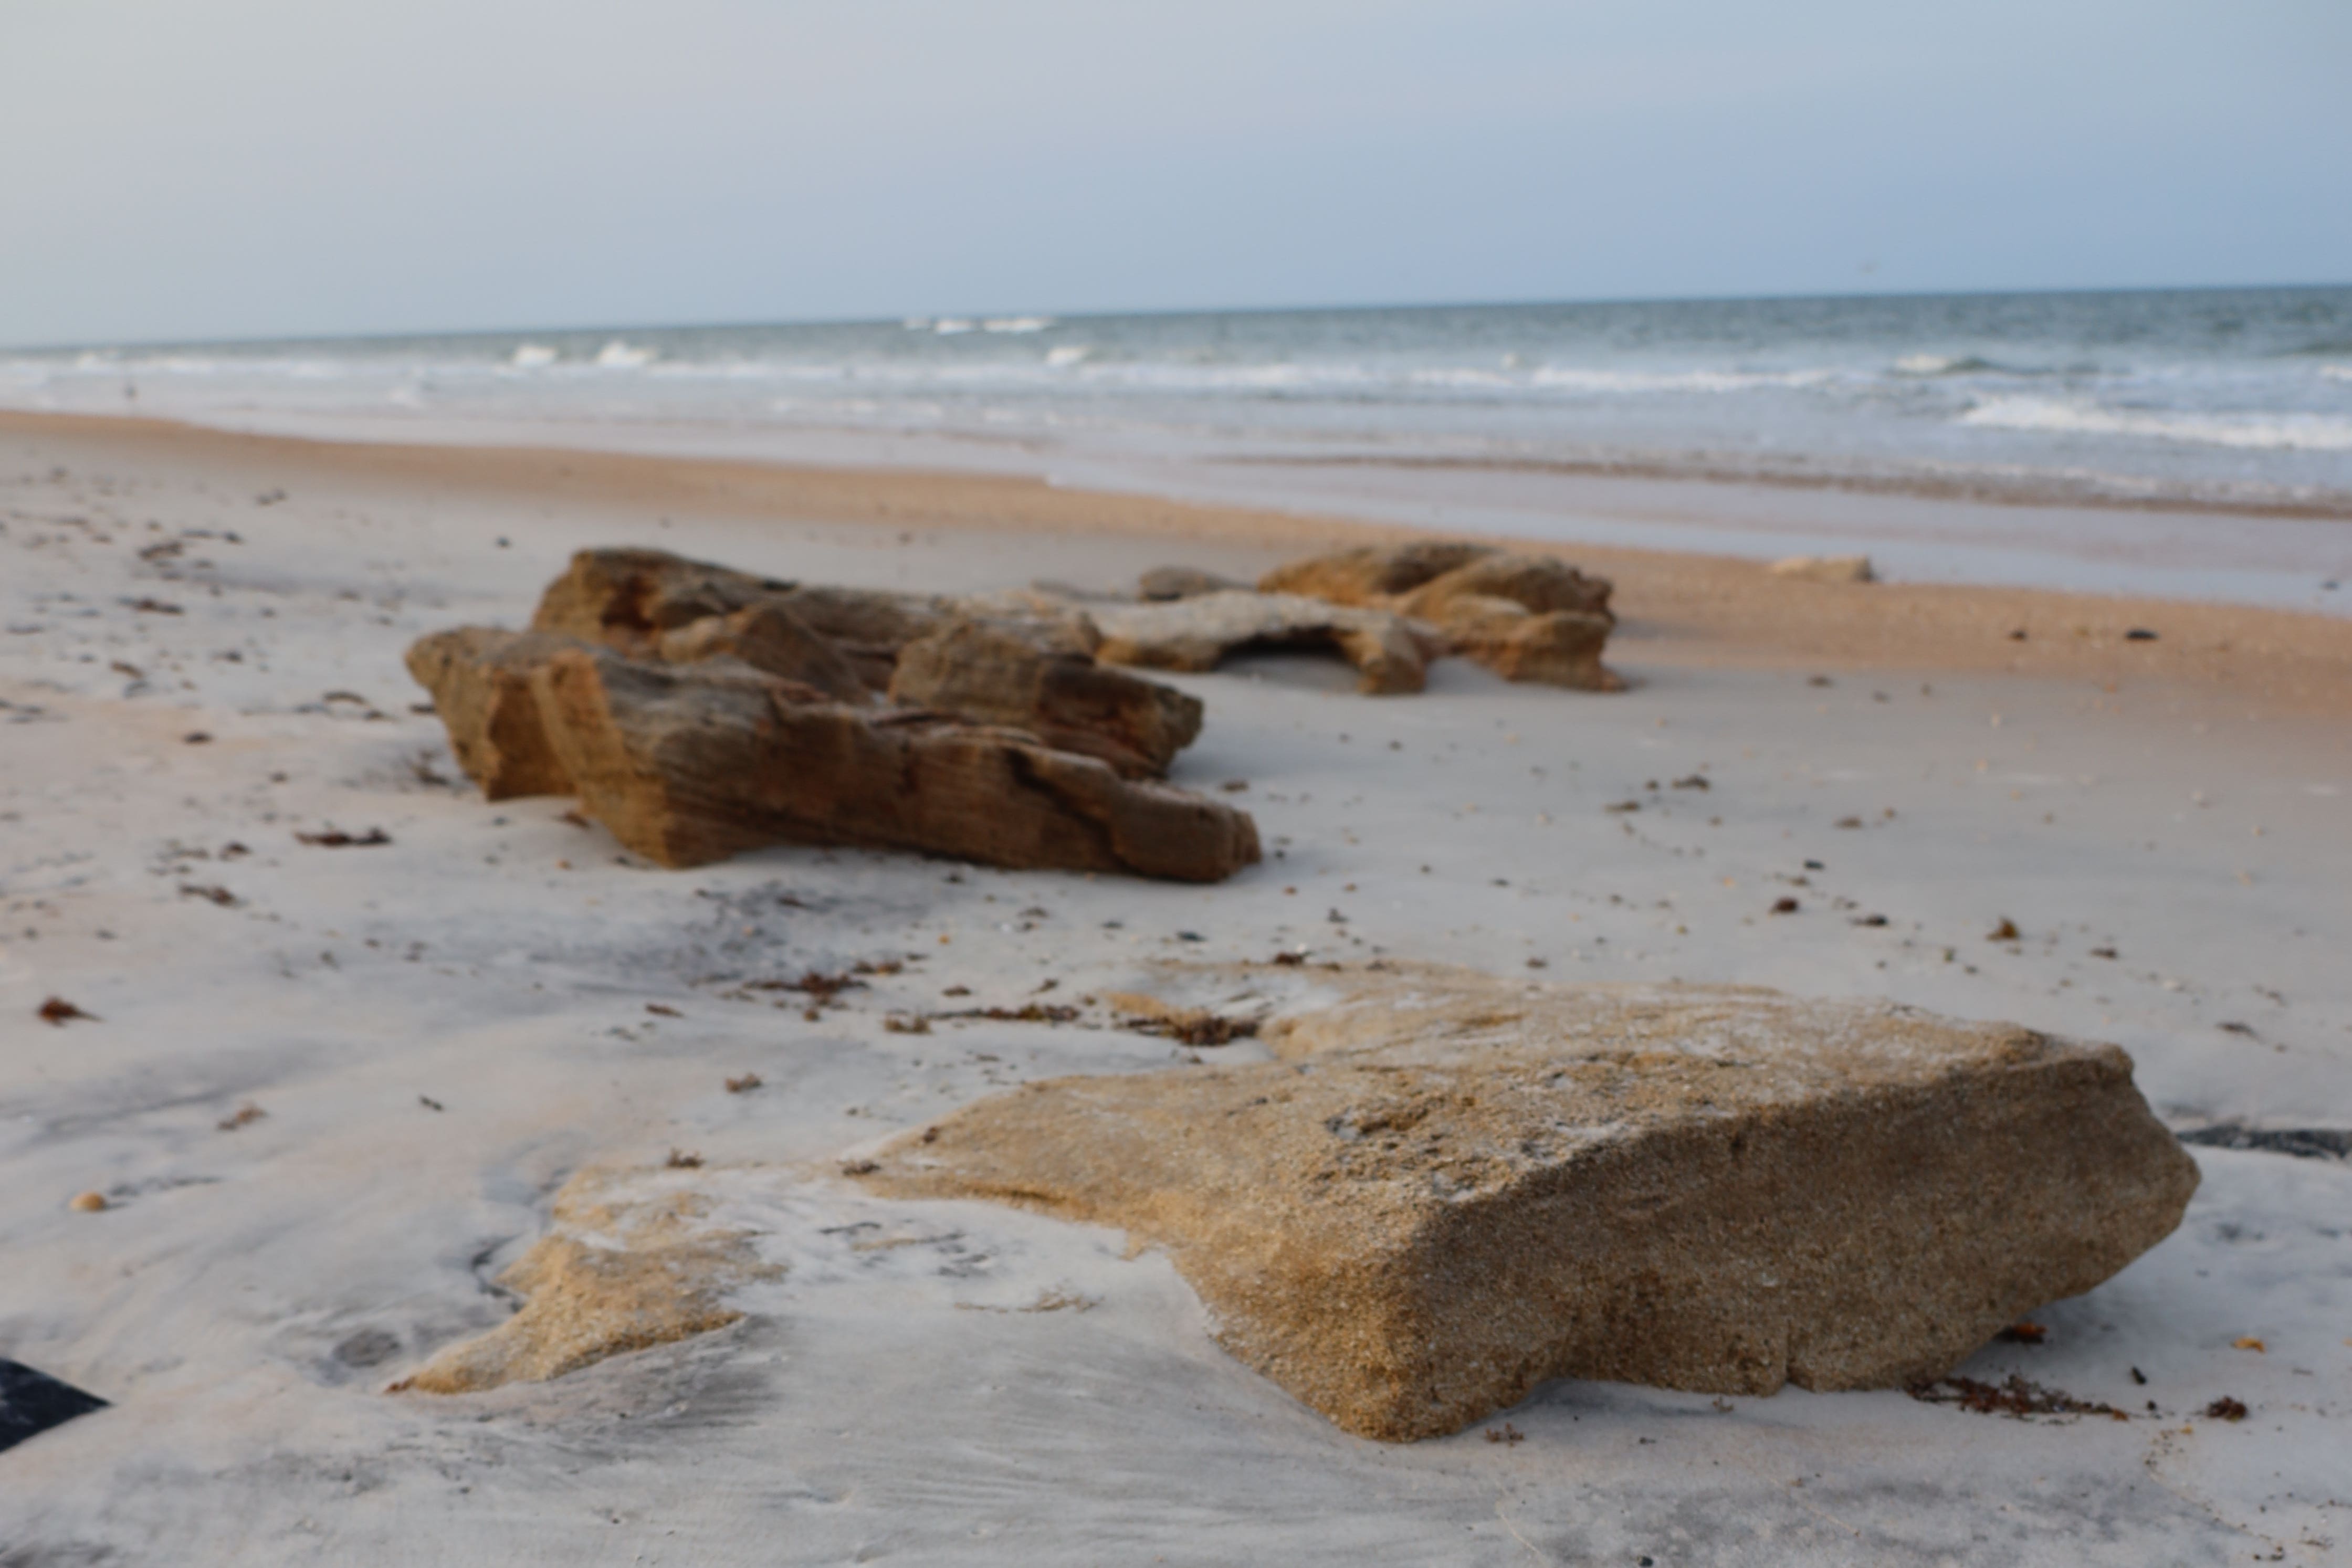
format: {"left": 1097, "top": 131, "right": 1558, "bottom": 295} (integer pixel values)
{"left": 1959, "top": 396, "right": 2352, "bottom": 452}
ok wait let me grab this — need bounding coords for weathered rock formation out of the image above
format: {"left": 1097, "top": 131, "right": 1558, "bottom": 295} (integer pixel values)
{"left": 1089, "top": 591, "right": 1438, "bottom": 695}
{"left": 1257, "top": 541, "right": 1495, "bottom": 604}
{"left": 413, "top": 548, "right": 1259, "bottom": 879}
{"left": 404, "top": 627, "right": 583, "bottom": 799}
{"left": 524, "top": 549, "right": 1199, "bottom": 770}
{"left": 1259, "top": 542, "right": 1621, "bottom": 691}
{"left": 652, "top": 602, "right": 870, "bottom": 701}
{"left": 858, "top": 963, "right": 2198, "bottom": 1441}
{"left": 393, "top": 1166, "right": 769, "bottom": 1394}
{"left": 887, "top": 618, "right": 1204, "bottom": 779}
{"left": 529, "top": 645, "right": 1257, "bottom": 878}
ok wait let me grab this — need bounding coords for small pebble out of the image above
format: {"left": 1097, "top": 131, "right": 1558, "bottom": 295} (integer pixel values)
{"left": 69, "top": 1191, "right": 108, "bottom": 1213}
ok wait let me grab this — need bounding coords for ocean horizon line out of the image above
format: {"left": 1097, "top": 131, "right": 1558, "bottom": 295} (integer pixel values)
{"left": 14, "top": 278, "right": 2351, "bottom": 359}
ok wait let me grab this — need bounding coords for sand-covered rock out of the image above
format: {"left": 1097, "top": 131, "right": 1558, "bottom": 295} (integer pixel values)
{"left": 888, "top": 618, "right": 1204, "bottom": 778}
{"left": 532, "top": 646, "right": 1258, "bottom": 878}
{"left": 859, "top": 963, "right": 2198, "bottom": 1441}
{"left": 393, "top": 1166, "right": 768, "bottom": 1394}
{"left": 1260, "top": 542, "right": 1621, "bottom": 690}
{"left": 1089, "top": 591, "right": 1437, "bottom": 694}
{"left": 1769, "top": 553, "right": 1876, "bottom": 584}
{"left": 403, "top": 626, "right": 585, "bottom": 799}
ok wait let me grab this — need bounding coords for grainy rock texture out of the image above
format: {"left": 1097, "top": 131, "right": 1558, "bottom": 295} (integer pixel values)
{"left": 1769, "top": 554, "right": 1877, "bottom": 584}
{"left": 531, "top": 646, "right": 1259, "bottom": 878}
{"left": 403, "top": 627, "right": 585, "bottom": 799}
{"left": 393, "top": 1167, "right": 766, "bottom": 1394}
{"left": 859, "top": 964, "right": 2199, "bottom": 1441}
{"left": 1261, "top": 542, "right": 1621, "bottom": 690}
{"left": 530, "top": 546, "right": 798, "bottom": 651}
{"left": 654, "top": 602, "right": 870, "bottom": 701}
{"left": 888, "top": 618, "right": 1204, "bottom": 778}
{"left": 1090, "top": 591, "right": 1437, "bottom": 694}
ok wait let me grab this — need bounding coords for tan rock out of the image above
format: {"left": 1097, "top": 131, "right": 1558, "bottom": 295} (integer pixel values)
{"left": 1768, "top": 554, "right": 1876, "bottom": 584}
{"left": 1258, "top": 541, "right": 1496, "bottom": 604}
{"left": 859, "top": 963, "right": 2198, "bottom": 1441}
{"left": 1421, "top": 602, "right": 1620, "bottom": 691}
{"left": 392, "top": 1166, "right": 768, "bottom": 1394}
{"left": 530, "top": 547, "right": 956, "bottom": 690}
{"left": 1089, "top": 591, "right": 1437, "bottom": 696}
{"left": 403, "top": 627, "right": 585, "bottom": 799}
{"left": 530, "top": 546, "right": 798, "bottom": 653}
{"left": 888, "top": 618, "right": 1204, "bottom": 779}
{"left": 654, "top": 602, "right": 869, "bottom": 702}
{"left": 531, "top": 646, "right": 1259, "bottom": 879}
{"left": 1397, "top": 552, "right": 1613, "bottom": 622}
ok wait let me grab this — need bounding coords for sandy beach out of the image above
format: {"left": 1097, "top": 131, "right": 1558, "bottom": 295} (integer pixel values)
{"left": 4, "top": 409, "right": 2348, "bottom": 1563}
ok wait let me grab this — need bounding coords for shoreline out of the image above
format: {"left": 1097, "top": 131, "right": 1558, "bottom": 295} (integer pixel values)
{"left": 11, "top": 406, "right": 2352, "bottom": 720}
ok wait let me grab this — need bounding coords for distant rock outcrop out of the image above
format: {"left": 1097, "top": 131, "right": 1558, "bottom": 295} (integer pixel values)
{"left": 1260, "top": 543, "right": 1621, "bottom": 691}
{"left": 1089, "top": 590, "right": 1439, "bottom": 694}
{"left": 859, "top": 963, "right": 2199, "bottom": 1441}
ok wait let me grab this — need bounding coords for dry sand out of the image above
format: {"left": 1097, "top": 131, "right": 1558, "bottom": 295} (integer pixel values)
{"left": 2, "top": 411, "right": 2348, "bottom": 1564}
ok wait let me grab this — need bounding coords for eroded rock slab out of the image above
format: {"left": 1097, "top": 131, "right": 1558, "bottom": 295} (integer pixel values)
{"left": 858, "top": 963, "right": 2198, "bottom": 1440}
{"left": 393, "top": 1166, "right": 768, "bottom": 1394}
{"left": 532, "top": 646, "right": 1258, "bottom": 878}
{"left": 1089, "top": 590, "right": 1437, "bottom": 694}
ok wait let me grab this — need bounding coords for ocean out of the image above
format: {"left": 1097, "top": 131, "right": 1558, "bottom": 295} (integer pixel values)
{"left": 8, "top": 287, "right": 2350, "bottom": 607}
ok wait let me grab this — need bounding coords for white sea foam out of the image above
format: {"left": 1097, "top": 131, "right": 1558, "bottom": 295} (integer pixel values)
{"left": 1959, "top": 395, "right": 2352, "bottom": 452}
{"left": 931, "top": 318, "right": 975, "bottom": 335}
{"left": 2321, "top": 364, "right": 2352, "bottom": 383}
{"left": 594, "top": 340, "right": 656, "bottom": 369}
{"left": 1045, "top": 345, "right": 1091, "bottom": 367}
{"left": 1528, "top": 366, "right": 1835, "bottom": 393}
{"left": 510, "top": 344, "right": 559, "bottom": 369}
{"left": 983, "top": 316, "right": 1054, "bottom": 334}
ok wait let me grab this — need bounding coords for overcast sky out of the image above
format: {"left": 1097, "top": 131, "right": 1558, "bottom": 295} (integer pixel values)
{"left": 5, "top": 0, "right": 2346, "bottom": 348}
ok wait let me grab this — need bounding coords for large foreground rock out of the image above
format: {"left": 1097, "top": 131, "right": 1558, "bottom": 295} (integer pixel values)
{"left": 859, "top": 964, "right": 2198, "bottom": 1441}
{"left": 531, "top": 646, "right": 1258, "bottom": 878}
{"left": 1261, "top": 542, "right": 1621, "bottom": 691}
{"left": 1089, "top": 590, "right": 1437, "bottom": 694}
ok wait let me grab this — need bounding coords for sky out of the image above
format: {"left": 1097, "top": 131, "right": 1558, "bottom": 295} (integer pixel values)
{"left": 4, "top": 0, "right": 2347, "bottom": 348}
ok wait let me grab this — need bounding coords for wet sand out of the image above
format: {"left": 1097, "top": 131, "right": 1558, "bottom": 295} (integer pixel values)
{"left": 3, "top": 411, "right": 2347, "bottom": 1564}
